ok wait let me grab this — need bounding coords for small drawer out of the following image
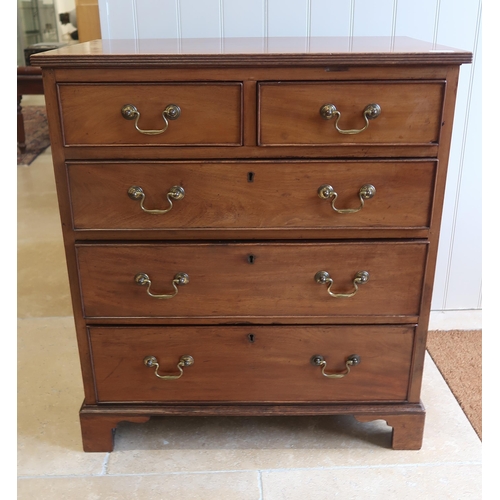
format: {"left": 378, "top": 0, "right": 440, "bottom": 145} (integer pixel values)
{"left": 57, "top": 83, "right": 242, "bottom": 146}
{"left": 89, "top": 325, "right": 414, "bottom": 403}
{"left": 258, "top": 81, "right": 445, "bottom": 146}
{"left": 68, "top": 160, "right": 435, "bottom": 231}
{"left": 76, "top": 241, "right": 427, "bottom": 319}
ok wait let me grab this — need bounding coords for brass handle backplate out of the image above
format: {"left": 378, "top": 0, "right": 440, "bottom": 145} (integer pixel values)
{"left": 315, "top": 270, "right": 369, "bottom": 298}
{"left": 318, "top": 184, "right": 376, "bottom": 214}
{"left": 320, "top": 103, "right": 381, "bottom": 135}
{"left": 121, "top": 103, "right": 181, "bottom": 135}
{"left": 311, "top": 354, "right": 361, "bottom": 379}
{"left": 143, "top": 354, "right": 194, "bottom": 380}
{"left": 135, "top": 272, "right": 189, "bottom": 299}
{"left": 128, "top": 185, "right": 185, "bottom": 214}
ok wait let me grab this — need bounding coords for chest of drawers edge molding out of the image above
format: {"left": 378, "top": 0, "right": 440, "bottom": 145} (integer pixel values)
{"left": 33, "top": 37, "right": 472, "bottom": 452}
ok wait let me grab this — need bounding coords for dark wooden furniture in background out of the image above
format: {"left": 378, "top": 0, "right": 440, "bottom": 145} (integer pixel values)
{"left": 32, "top": 37, "right": 472, "bottom": 452}
{"left": 17, "top": 66, "right": 44, "bottom": 153}
{"left": 18, "top": 43, "right": 67, "bottom": 153}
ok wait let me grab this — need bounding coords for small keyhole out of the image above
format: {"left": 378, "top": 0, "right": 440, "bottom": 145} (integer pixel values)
{"left": 247, "top": 254, "right": 255, "bottom": 264}
{"left": 248, "top": 334, "right": 255, "bottom": 343}
{"left": 247, "top": 172, "right": 255, "bottom": 182}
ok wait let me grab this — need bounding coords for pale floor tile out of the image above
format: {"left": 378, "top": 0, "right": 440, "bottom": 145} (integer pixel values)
{"left": 20, "top": 95, "right": 46, "bottom": 107}
{"left": 18, "top": 151, "right": 73, "bottom": 318}
{"left": 18, "top": 317, "right": 105, "bottom": 476}
{"left": 261, "top": 463, "right": 482, "bottom": 500}
{"left": 18, "top": 472, "right": 261, "bottom": 500}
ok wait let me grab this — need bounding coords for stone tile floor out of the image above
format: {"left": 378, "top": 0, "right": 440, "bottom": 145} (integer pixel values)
{"left": 17, "top": 97, "right": 482, "bottom": 499}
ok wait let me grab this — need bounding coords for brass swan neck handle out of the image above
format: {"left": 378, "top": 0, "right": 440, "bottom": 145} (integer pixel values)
{"left": 319, "top": 103, "right": 381, "bottom": 135}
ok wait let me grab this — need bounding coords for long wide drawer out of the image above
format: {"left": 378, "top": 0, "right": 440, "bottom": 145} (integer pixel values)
{"left": 57, "top": 83, "right": 242, "bottom": 146}
{"left": 258, "top": 81, "right": 445, "bottom": 146}
{"left": 68, "top": 161, "right": 435, "bottom": 231}
{"left": 89, "top": 325, "right": 415, "bottom": 403}
{"left": 76, "top": 242, "right": 427, "bottom": 319}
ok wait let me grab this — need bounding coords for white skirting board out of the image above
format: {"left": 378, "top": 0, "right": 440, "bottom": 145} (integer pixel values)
{"left": 429, "top": 309, "right": 482, "bottom": 331}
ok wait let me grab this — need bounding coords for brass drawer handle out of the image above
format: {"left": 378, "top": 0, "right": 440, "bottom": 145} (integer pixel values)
{"left": 143, "top": 355, "right": 194, "bottom": 380}
{"left": 315, "top": 270, "right": 369, "bottom": 298}
{"left": 135, "top": 272, "right": 189, "bottom": 299}
{"left": 128, "top": 185, "right": 185, "bottom": 214}
{"left": 311, "top": 354, "right": 361, "bottom": 378}
{"left": 319, "top": 103, "right": 381, "bottom": 135}
{"left": 121, "top": 103, "right": 181, "bottom": 135}
{"left": 318, "top": 184, "right": 376, "bottom": 214}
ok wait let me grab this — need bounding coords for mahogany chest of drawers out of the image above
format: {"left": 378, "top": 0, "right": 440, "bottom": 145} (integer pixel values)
{"left": 33, "top": 37, "right": 472, "bottom": 452}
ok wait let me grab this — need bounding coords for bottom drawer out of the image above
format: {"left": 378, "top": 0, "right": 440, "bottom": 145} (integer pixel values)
{"left": 90, "top": 325, "right": 414, "bottom": 403}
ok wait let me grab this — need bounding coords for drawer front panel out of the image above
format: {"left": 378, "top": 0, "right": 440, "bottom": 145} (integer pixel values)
{"left": 259, "top": 81, "right": 444, "bottom": 146}
{"left": 58, "top": 83, "right": 242, "bottom": 146}
{"left": 90, "top": 325, "right": 414, "bottom": 403}
{"left": 68, "top": 161, "right": 435, "bottom": 231}
{"left": 77, "top": 242, "right": 427, "bottom": 319}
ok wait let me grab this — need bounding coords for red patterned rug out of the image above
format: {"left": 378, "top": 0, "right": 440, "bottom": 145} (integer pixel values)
{"left": 17, "top": 106, "right": 50, "bottom": 166}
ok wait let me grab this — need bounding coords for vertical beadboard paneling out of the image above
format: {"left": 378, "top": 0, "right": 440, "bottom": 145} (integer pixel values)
{"left": 98, "top": 0, "right": 137, "bottom": 39}
{"left": 352, "top": 0, "right": 395, "bottom": 36}
{"left": 179, "top": 0, "right": 221, "bottom": 38}
{"left": 267, "top": 0, "right": 308, "bottom": 36}
{"left": 394, "top": 0, "right": 438, "bottom": 41}
{"left": 438, "top": 8, "right": 481, "bottom": 309}
{"left": 431, "top": 0, "right": 481, "bottom": 310}
{"left": 97, "top": 0, "right": 109, "bottom": 39}
{"left": 223, "top": 0, "right": 265, "bottom": 37}
{"left": 136, "top": 0, "right": 179, "bottom": 39}
{"left": 310, "top": 0, "right": 352, "bottom": 37}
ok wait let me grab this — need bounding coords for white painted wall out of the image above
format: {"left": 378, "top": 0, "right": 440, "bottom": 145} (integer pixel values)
{"left": 96, "top": 0, "right": 482, "bottom": 313}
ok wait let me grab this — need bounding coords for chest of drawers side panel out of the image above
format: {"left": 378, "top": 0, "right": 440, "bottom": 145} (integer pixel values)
{"left": 407, "top": 65, "right": 461, "bottom": 402}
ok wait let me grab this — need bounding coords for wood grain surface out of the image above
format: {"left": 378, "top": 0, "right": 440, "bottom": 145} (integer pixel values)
{"left": 76, "top": 241, "right": 428, "bottom": 319}
{"left": 89, "top": 325, "right": 415, "bottom": 403}
{"left": 58, "top": 83, "right": 242, "bottom": 145}
{"left": 259, "top": 81, "right": 445, "bottom": 145}
{"left": 67, "top": 160, "right": 436, "bottom": 231}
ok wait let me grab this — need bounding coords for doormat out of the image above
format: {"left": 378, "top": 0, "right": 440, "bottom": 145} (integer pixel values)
{"left": 427, "top": 329, "right": 482, "bottom": 440}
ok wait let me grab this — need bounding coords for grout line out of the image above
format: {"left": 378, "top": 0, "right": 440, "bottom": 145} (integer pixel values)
{"left": 99, "top": 453, "right": 110, "bottom": 476}
{"left": 258, "top": 470, "right": 264, "bottom": 500}
{"left": 18, "top": 460, "right": 482, "bottom": 480}
{"left": 17, "top": 316, "right": 75, "bottom": 321}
